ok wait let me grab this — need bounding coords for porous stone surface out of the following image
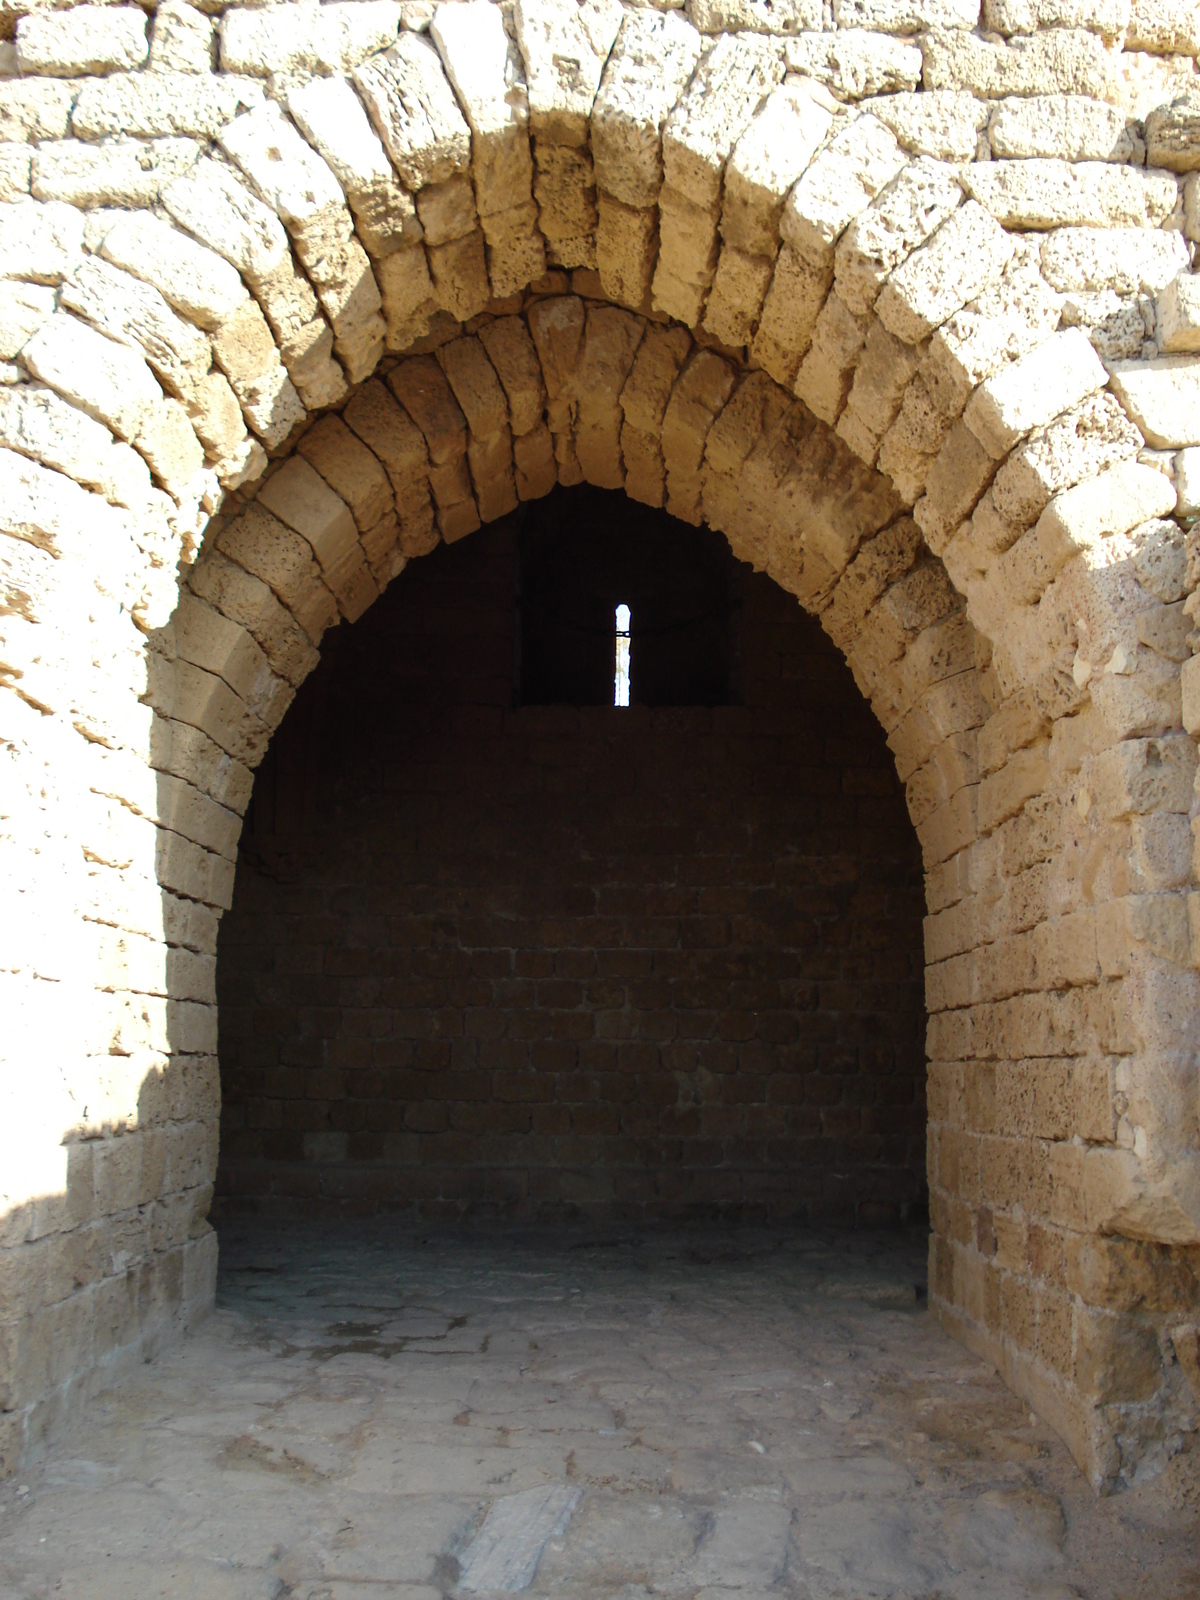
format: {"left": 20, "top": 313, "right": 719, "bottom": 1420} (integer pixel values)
{"left": 3, "top": 0, "right": 1200, "bottom": 1503}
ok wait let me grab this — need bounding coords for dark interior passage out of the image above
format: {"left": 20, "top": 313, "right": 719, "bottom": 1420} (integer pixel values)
{"left": 215, "top": 489, "right": 927, "bottom": 1222}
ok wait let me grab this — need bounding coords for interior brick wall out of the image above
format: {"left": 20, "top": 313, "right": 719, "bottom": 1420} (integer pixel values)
{"left": 215, "top": 492, "right": 927, "bottom": 1222}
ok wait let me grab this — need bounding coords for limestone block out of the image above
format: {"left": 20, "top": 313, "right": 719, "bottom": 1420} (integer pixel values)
{"left": 863, "top": 89, "right": 989, "bottom": 162}
{"left": 988, "top": 96, "right": 1135, "bottom": 163}
{"left": 513, "top": 420, "right": 557, "bottom": 500}
{"left": 376, "top": 244, "right": 437, "bottom": 350}
{"left": 722, "top": 81, "right": 835, "bottom": 258}
{"left": 835, "top": 0, "right": 979, "bottom": 26}
{"left": 591, "top": 8, "right": 702, "bottom": 210}
{"left": 1158, "top": 273, "right": 1200, "bottom": 354}
{"left": 162, "top": 157, "right": 289, "bottom": 291}
{"left": 416, "top": 172, "right": 476, "bottom": 245}
{"left": 839, "top": 319, "right": 923, "bottom": 460}
{"left": 1127, "top": 0, "right": 1200, "bottom": 57}
{"left": 427, "top": 228, "right": 490, "bottom": 321}
{"left": 750, "top": 245, "right": 831, "bottom": 386}
{"left": 354, "top": 31, "right": 471, "bottom": 190}
{"left": 991, "top": 391, "right": 1143, "bottom": 530}
{"left": 834, "top": 158, "right": 963, "bottom": 319}
{"left": 574, "top": 304, "right": 645, "bottom": 488}
{"left": 295, "top": 415, "right": 391, "bottom": 534}
{"left": 432, "top": 0, "right": 533, "bottom": 218}
{"left": 16, "top": 6, "right": 147, "bottom": 77}
{"left": 0, "top": 282, "right": 54, "bottom": 358}
{"left": 527, "top": 292, "right": 586, "bottom": 444}
{"left": 662, "top": 347, "right": 737, "bottom": 493}
{"left": 533, "top": 142, "right": 598, "bottom": 269}
{"left": 705, "top": 246, "right": 775, "bottom": 349}
{"left": 983, "top": 0, "right": 1129, "bottom": 32}
{"left": 215, "top": 436, "right": 267, "bottom": 492}
{"left": 704, "top": 369, "right": 789, "bottom": 477}
{"left": 22, "top": 312, "right": 161, "bottom": 443}
{"left": 620, "top": 322, "right": 691, "bottom": 435}
{"left": 32, "top": 136, "right": 200, "bottom": 208}
{"left": 438, "top": 334, "right": 509, "bottom": 439}
{"left": 342, "top": 380, "right": 429, "bottom": 519}
{"left": 60, "top": 257, "right": 212, "bottom": 402}
{"left": 209, "top": 300, "right": 279, "bottom": 393}
{"left": 1036, "top": 458, "right": 1178, "bottom": 565}
{"left": 0, "top": 197, "right": 82, "bottom": 284}
{"left": 662, "top": 33, "right": 783, "bottom": 212}
{"left": 0, "top": 384, "right": 151, "bottom": 508}
{"left": 687, "top": 0, "right": 824, "bottom": 31}
{"left": 921, "top": 28, "right": 1119, "bottom": 102}
{"left": 427, "top": 450, "right": 477, "bottom": 527}
{"left": 783, "top": 29, "right": 921, "bottom": 101}
{"left": 288, "top": 75, "right": 422, "bottom": 260}
{"left": 149, "top": 0, "right": 214, "bottom": 75}
{"left": 878, "top": 202, "right": 1023, "bottom": 350}
{"left": 219, "top": 1, "right": 401, "bottom": 77}
{"left": 70, "top": 71, "right": 261, "bottom": 140}
{"left": 186, "top": 373, "right": 246, "bottom": 461}
{"left": 653, "top": 184, "right": 720, "bottom": 324}
{"left": 1108, "top": 356, "right": 1200, "bottom": 449}
{"left": 216, "top": 503, "right": 339, "bottom": 645}
{"left": 1145, "top": 95, "right": 1200, "bottom": 176}
{"left": 514, "top": 0, "right": 623, "bottom": 148}
{"left": 99, "top": 212, "right": 248, "bottom": 336}
{"left": 477, "top": 316, "right": 546, "bottom": 437}
{"left": 1132, "top": 517, "right": 1187, "bottom": 605}
{"left": 794, "top": 291, "right": 871, "bottom": 425}
{"left": 479, "top": 201, "right": 546, "bottom": 299}
{"left": 595, "top": 191, "right": 657, "bottom": 310}
{"left": 781, "top": 114, "right": 905, "bottom": 270}
{"left": 963, "top": 161, "right": 1179, "bottom": 231}
{"left": 390, "top": 353, "right": 467, "bottom": 464}
{"left": 1187, "top": 171, "right": 1199, "bottom": 243}
{"left": 1177, "top": 444, "right": 1200, "bottom": 515}
{"left": 964, "top": 327, "right": 1108, "bottom": 460}
{"left": 134, "top": 397, "right": 205, "bottom": 498}
{"left": 466, "top": 424, "right": 517, "bottom": 522}
{"left": 0, "top": 79, "right": 75, "bottom": 143}
{"left": 914, "top": 420, "right": 999, "bottom": 551}
{"left": 1041, "top": 226, "right": 1190, "bottom": 299}
{"left": 256, "top": 456, "right": 364, "bottom": 589}
{"left": 0, "top": 141, "right": 29, "bottom": 202}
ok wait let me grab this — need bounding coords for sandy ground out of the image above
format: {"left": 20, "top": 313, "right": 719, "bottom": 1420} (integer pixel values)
{"left": 1, "top": 1221, "right": 1197, "bottom": 1599}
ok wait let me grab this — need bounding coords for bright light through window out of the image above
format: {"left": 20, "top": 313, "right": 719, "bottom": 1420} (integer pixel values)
{"left": 615, "top": 604, "right": 631, "bottom": 707}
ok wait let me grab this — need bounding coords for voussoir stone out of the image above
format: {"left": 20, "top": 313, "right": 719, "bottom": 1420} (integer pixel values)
{"left": 162, "top": 157, "right": 290, "bottom": 289}
{"left": 431, "top": 0, "right": 533, "bottom": 218}
{"left": 22, "top": 311, "right": 162, "bottom": 442}
{"left": 16, "top": 5, "right": 148, "bottom": 77}
{"left": 962, "top": 160, "right": 1179, "bottom": 230}
{"left": 834, "top": 156, "right": 964, "bottom": 317}
{"left": 0, "top": 196, "right": 83, "bottom": 284}
{"left": 515, "top": 0, "right": 624, "bottom": 148}
{"left": 0, "top": 281, "right": 55, "bottom": 358}
{"left": 99, "top": 210, "right": 249, "bottom": 334}
{"left": 60, "top": 256, "right": 212, "bottom": 400}
{"left": 149, "top": 0, "right": 215, "bottom": 75}
{"left": 781, "top": 113, "right": 905, "bottom": 269}
{"left": 592, "top": 6, "right": 703, "bottom": 210}
{"left": 721, "top": 80, "right": 835, "bottom": 258}
{"left": 354, "top": 30, "right": 471, "bottom": 189}
{"left": 963, "top": 325, "right": 1108, "bottom": 458}
{"left": 663, "top": 32, "right": 783, "bottom": 212}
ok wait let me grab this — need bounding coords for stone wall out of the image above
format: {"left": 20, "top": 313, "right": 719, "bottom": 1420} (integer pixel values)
{"left": 216, "top": 505, "right": 928, "bottom": 1220}
{"left": 2, "top": 0, "right": 1200, "bottom": 1490}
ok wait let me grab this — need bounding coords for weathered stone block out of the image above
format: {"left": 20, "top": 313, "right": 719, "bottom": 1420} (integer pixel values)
{"left": 1108, "top": 355, "right": 1200, "bottom": 449}
{"left": 592, "top": 7, "right": 702, "bottom": 210}
{"left": 17, "top": 6, "right": 148, "bottom": 78}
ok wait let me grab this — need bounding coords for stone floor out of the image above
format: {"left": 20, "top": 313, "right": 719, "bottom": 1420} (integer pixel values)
{"left": 1, "top": 1221, "right": 1197, "bottom": 1600}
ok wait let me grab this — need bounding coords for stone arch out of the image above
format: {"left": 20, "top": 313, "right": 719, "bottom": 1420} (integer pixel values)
{"left": 2, "top": 0, "right": 1199, "bottom": 1492}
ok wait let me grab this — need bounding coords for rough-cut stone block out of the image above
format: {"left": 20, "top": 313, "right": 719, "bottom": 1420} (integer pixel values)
{"left": 781, "top": 113, "right": 905, "bottom": 270}
{"left": 343, "top": 377, "right": 428, "bottom": 488}
{"left": 187, "top": 372, "right": 246, "bottom": 461}
{"left": 478, "top": 315, "right": 547, "bottom": 437}
{"left": 653, "top": 183, "right": 720, "bottom": 323}
{"left": 390, "top": 354, "right": 467, "bottom": 464}
{"left": 662, "top": 348, "right": 736, "bottom": 521}
{"left": 256, "top": 456, "right": 362, "bottom": 581}
{"left": 750, "top": 245, "right": 830, "bottom": 386}
{"left": 415, "top": 173, "right": 476, "bottom": 246}
{"left": 1108, "top": 356, "right": 1200, "bottom": 449}
{"left": 0, "top": 383, "right": 151, "bottom": 508}
{"left": 988, "top": 95, "right": 1135, "bottom": 163}
{"left": 705, "top": 245, "right": 775, "bottom": 349}
{"left": 863, "top": 89, "right": 988, "bottom": 161}
{"left": 620, "top": 322, "right": 692, "bottom": 435}
{"left": 914, "top": 420, "right": 999, "bottom": 551}
{"left": 0, "top": 281, "right": 55, "bottom": 359}
{"left": 793, "top": 290, "right": 871, "bottom": 425}
{"left": 60, "top": 256, "right": 212, "bottom": 402}
{"left": 688, "top": 0, "right": 824, "bottom": 31}
{"left": 0, "top": 79, "right": 75, "bottom": 143}
{"left": 99, "top": 211, "right": 249, "bottom": 335}
{"left": 70, "top": 71, "right": 261, "bottom": 140}
{"left": 991, "top": 390, "right": 1143, "bottom": 530}
{"left": 662, "top": 32, "right": 783, "bottom": 212}
{"left": 16, "top": 6, "right": 147, "bottom": 77}
{"left": 149, "top": 0, "right": 214, "bottom": 75}
{"left": 574, "top": 304, "right": 645, "bottom": 489}
{"left": 479, "top": 201, "right": 546, "bottom": 299}
{"left": 964, "top": 327, "right": 1108, "bottom": 459}
{"left": 983, "top": 0, "right": 1128, "bottom": 38}
{"left": 296, "top": 415, "right": 392, "bottom": 534}
{"left": 438, "top": 334, "right": 510, "bottom": 440}
{"left": 354, "top": 30, "right": 471, "bottom": 190}
{"left": 1145, "top": 94, "right": 1200, "bottom": 175}
{"left": 135, "top": 395, "right": 205, "bottom": 498}
{"left": 22, "top": 312, "right": 161, "bottom": 443}
{"left": 592, "top": 7, "right": 702, "bottom": 210}
{"left": 217, "top": 503, "right": 338, "bottom": 645}
{"left": 1040, "top": 226, "right": 1190, "bottom": 296}
{"left": 595, "top": 191, "right": 656, "bottom": 310}
{"left": 834, "top": 157, "right": 962, "bottom": 317}
{"left": 722, "top": 80, "right": 835, "bottom": 258}
{"left": 376, "top": 244, "right": 437, "bottom": 351}
{"left": 162, "top": 157, "right": 289, "bottom": 290}
{"left": 962, "top": 161, "right": 1179, "bottom": 231}
{"left": 921, "top": 28, "right": 1119, "bottom": 101}
{"left": 427, "top": 227, "right": 490, "bottom": 322}
{"left": 876, "top": 200, "right": 1014, "bottom": 345}
{"left": 220, "top": 1, "right": 400, "bottom": 77}
{"left": 32, "top": 136, "right": 200, "bottom": 209}
{"left": 0, "top": 196, "right": 82, "bottom": 284}
{"left": 836, "top": 0, "right": 979, "bottom": 26}
{"left": 533, "top": 141, "right": 597, "bottom": 268}
{"left": 1021, "top": 458, "right": 1177, "bottom": 583}
{"left": 784, "top": 29, "right": 921, "bottom": 101}
{"left": 515, "top": 0, "right": 623, "bottom": 148}
{"left": 1127, "top": 0, "right": 1200, "bottom": 55}
{"left": 432, "top": 0, "right": 533, "bottom": 218}
{"left": 1158, "top": 273, "right": 1200, "bottom": 355}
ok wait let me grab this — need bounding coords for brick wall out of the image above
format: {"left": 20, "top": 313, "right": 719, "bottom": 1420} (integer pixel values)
{"left": 215, "top": 493, "right": 928, "bottom": 1222}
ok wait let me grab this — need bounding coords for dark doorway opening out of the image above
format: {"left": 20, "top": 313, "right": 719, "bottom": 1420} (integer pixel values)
{"left": 215, "top": 489, "right": 927, "bottom": 1224}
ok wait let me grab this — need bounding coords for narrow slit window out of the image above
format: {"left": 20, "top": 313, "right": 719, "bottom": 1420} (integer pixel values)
{"left": 615, "top": 604, "right": 631, "bottom": 707}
